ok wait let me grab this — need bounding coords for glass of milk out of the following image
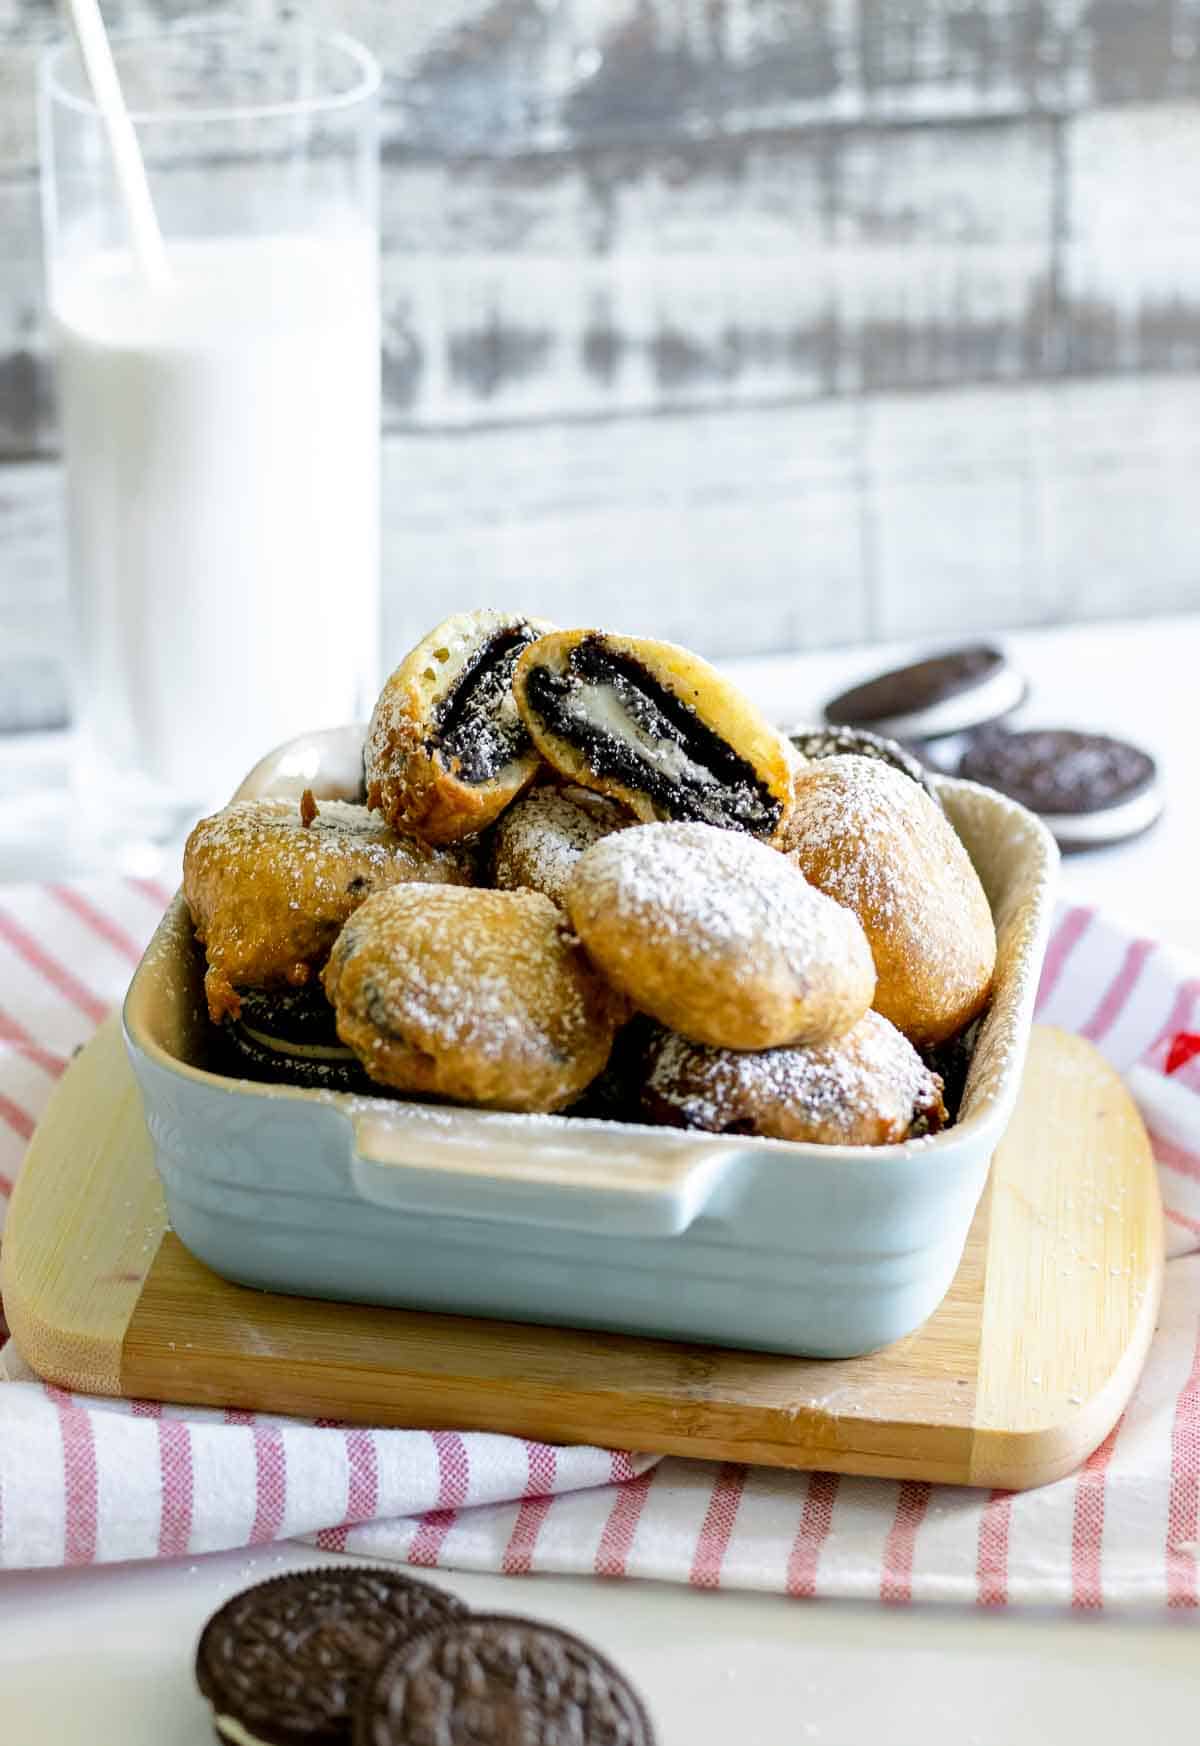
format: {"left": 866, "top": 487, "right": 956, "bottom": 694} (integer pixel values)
{"left": 40, "top": 21, "right": 381, "bottom": 855}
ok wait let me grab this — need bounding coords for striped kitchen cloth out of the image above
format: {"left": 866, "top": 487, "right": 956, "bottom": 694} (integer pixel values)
{"left": 0, "top": 881, "right": 1198, "bottom": 1608}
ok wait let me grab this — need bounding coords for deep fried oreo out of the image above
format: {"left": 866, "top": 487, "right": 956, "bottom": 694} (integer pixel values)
{"left": 639, "top": 1011, "right": 947, "bottom": 1145}
{"left": 184, "top": 796, "right": 472, "bottom": 1024}
{"left": 566, "top": 822, "right": 875, "bottom": 1052}
{"left": 514, "top": 629, "right": 795, "bottom": 843}
{"left": 365, "top": 609, "right": 556, "bottom": 845}
{"left": 324, "top": 885, "right": 626, "bottom": 1113}
{"left": 218, "top": 983, "right": 368, "bottom": 1093}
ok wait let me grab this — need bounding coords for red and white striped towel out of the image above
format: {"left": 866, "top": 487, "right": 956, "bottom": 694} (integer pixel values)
{"left": 1, "top": 882, "right": 1199, "bottom": 1608}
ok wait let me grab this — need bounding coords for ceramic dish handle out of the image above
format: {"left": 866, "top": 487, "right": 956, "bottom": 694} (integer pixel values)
{"left": 348, "top": 1110, "right": 746, "bottom": 1238}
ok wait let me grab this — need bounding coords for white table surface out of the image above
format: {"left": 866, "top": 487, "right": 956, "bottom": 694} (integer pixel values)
{"left": 2, "top": 612, "right": 1198, "bottom": 1742}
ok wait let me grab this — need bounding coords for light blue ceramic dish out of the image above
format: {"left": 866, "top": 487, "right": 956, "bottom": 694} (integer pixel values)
{"left": 122, "top": 737, "right": 1057, "bottom": 1358}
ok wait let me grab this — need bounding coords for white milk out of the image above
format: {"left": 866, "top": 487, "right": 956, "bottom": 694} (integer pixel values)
{"left": 54, "top": 231, "right": 380, "bottom": 821}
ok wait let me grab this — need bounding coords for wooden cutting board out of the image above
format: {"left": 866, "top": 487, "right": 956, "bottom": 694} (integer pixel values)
{"left": 2, "top": 1018, "right": 1163, "bottom": 1491}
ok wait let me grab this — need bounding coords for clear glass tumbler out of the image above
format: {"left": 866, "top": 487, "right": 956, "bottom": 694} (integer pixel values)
{"left": 40, "top": 21, "right": 381, "bottom": 853}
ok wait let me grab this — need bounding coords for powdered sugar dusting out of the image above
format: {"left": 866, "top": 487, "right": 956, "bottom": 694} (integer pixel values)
{"left": 493, "top": 785, "right": 628, "bottom": 908}
{"left": 570, "top": 820, "right": 866, "bottom": 986}
{"left": 785, "top": 757, "right": 928, "bottom": 919}
{"left": 644, "top": 1010, "right": 946, "bottom": 1144}
{"left": 334, "top": 889, "right": 583, "bottom": 1052}
{"left": 325, "top": 885, "right": 620, "bottom": 1111}
{"left": 182, "top": 797, "right": 472, "bottom": 1020}
{"left": 565, "top": 820, "right": 875, "bottom": 1051}
{"left": 365, "top": 617, "right": 478, "bottom": 779}
{"left": 785, "top": 756, "right": 997, "bottom": 1044}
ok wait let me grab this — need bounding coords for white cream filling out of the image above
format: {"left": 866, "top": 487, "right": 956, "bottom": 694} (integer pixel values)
{"left": 853, "top": 663, "right": 1026, "bottom": 742}
{"left": 215, "top": 1716, "right": 272, "bottom": 1746}
{"left": 580, "top": 682, "right": 721, "bottom": 788}
{"left": 1039, "top": 782, "right": 1164, "bottom": 844}
{"left": 240, "top": 1022, "right": 355, "bottom": 1062}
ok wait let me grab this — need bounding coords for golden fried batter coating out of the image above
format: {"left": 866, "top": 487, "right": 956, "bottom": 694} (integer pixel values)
{"left": 366, "top": 610, "right": 556, "bottom": 845}
{"left": 183, "top": 797, "right": 472, "bottom": 1024}
{"left": 513, "top": 630, "right": 796, "bottom": 845}
{"left": 491, "top": 783, "right": 628, "bottom": 908}
{"left": 565, "top": 821, "right": 875, "bottom": 1051}
{"left": 639, "top": 1011, "right": 947, "bottom": 1144}
{"left": 324, "top": 885, "right": 625, "bottom": 1113}
{"left": 785, "top": 756, "right": 996, "bottom": 1047}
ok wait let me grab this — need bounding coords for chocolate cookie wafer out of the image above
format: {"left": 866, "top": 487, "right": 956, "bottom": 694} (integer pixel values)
{"left": 355, "top": 1613, "right": 656, "bottom": 1746}
{"left": 959, "top": 728, "right": 1163, "bottom": 850}
{"left": 195, "top": 1568, "right": 465, "bottom": 1746}
{"left": 824, "top": 644, "right": 1026, "bottom": 742}
{"left": 219, "top": 983, "right": 368, "bottom": 1093}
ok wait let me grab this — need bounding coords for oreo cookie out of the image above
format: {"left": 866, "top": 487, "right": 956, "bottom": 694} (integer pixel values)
{"left": 221, "top": 983, "right": 367, "bottom": 1093}
{"left": 196, "top": 1567, "right": 465, "bottom": 1746}
{"left": 785, "top": 724, "right": 941, "bottom": 803}
{"left": 920, "top": 1015, "right": 983, "bottom": 1125}
{"left": 355, "top": 1613, "right": 656, "bottom": 1746}
{"left": 824, "top": 644, "right": 1026, "bottom": 743}
{"left": 959, "top": 728, "right": 1163, "bottom": 851}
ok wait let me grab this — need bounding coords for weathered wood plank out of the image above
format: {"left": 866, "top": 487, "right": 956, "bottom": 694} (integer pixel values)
{"left": 0, "top": 176, "right": 55, "bottom": 455}
{"left": 4, "top": 3, "right": 1200, "bottom": 456}
{"left": 18, "top": 96, "right": 1200, "bottom": 440}
{"left": 1, "top": 0, "right": 1197, "bottom": 673}
{"left": 3, "top": 373, "right": 1197, "bottom": 735}
{"left": 1063, "top": 101, "right": 1200, "bottom": 373}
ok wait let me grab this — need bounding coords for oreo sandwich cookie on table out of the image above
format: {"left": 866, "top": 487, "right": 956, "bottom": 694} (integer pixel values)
{"left": 195, "top": 1568, "right": 466, "bottom": 1746}
{"left": 824, "top": 644, "right": 1027, "bottom": 745}
{"left": 355, "top": 1613, "right": 657, "bottom": 1746}
{"left": 959, "top": 728, "right": 1164, "bottom": 851}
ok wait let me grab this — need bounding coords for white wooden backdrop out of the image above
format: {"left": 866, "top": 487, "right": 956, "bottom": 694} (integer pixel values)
{"left": 2, "top": 1, "right": 1199, "bottom": 728}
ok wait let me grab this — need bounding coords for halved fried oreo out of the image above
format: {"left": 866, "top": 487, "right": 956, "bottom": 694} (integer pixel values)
{"left": 365, "top": 609, "right": 557, "bottom": 844}
{"left": 513, "top": 629, "right": 795, "bottom": 843}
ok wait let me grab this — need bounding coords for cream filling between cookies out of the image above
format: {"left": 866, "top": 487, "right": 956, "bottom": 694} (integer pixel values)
{"left": 1037, "top": 782, "right": 1164, "bottom": 844}
{"left": 215, "top": 1716, "right": 272, "bottom": 1746}
{"left": 239, "top": 1022, "right": 356, "bottom": 1062}
{"left": 435, "top": 626, "right": 537, "bottom": 784}
{"left": 576, "top": 682, "right": 723, "bottom": 790}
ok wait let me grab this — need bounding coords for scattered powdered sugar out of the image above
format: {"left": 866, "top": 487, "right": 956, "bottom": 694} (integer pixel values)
{"left": 493, "top": 784, "right": 628, "bottom": 908}
{"left": 644, "top": 1010, "right": 946, "bottom": 1143}
{"left": 785, "top": 756, "right": 939, "bottom": 919}
{"left": 365, "top": 610, "right": 552, "bottom": 790}
{"left": 785, "top": 756, "right": 996, "bottom": 1034}
{"left": 187, "top": 798, "right": 457, "bottom": 884}
{"left": 182, "top": 797, "right": 472, "bottom": 1017}
{"left": 568, "top": 820, "right": 868, "bottom": 988}
{"left": 328, "top": 885, "right": 603, "bottom": 1065}
{"left": 365, "top": 617, "right": 479, "bottom": 771}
